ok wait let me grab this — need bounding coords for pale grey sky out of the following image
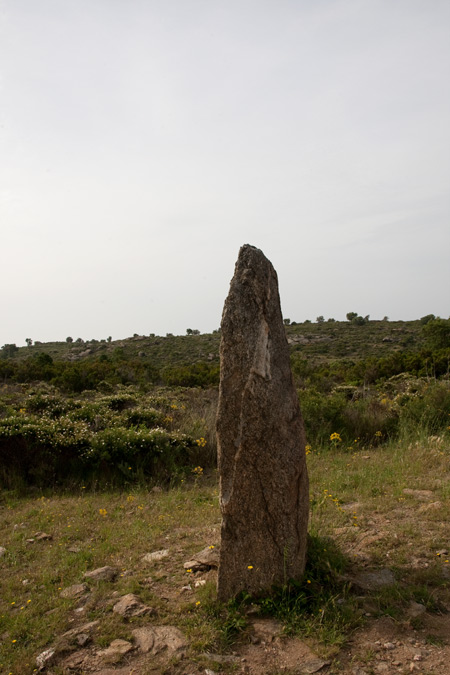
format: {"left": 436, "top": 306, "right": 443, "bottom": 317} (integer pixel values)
{"left": 1, "top": 0, "right": 449, "bottom": 346}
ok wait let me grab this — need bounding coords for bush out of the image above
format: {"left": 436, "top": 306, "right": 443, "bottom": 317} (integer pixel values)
{"left": 0, "top": 394, "right": 199, "bottom": 488}
{"left": 398, "top": 382, "right": 450, "bottom": 435}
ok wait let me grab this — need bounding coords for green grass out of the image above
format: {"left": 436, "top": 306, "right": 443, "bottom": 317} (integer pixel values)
{"left": 1, "top": 431, "right": 450, "bottom": 673}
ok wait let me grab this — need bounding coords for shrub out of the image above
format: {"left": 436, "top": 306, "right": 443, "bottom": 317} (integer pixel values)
{"left": 398, "top": 382, "right": 450, "bottom": 435}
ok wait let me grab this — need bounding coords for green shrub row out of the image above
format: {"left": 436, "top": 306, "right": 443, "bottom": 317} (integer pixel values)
{"left": 0, "top": 354, "right": 220, "bottom": 393}
{"left": 300, "top": 380, "right": 450, "bottom": 448}
{"left": 0, "top": 392, "right": 200, "bottom": 489}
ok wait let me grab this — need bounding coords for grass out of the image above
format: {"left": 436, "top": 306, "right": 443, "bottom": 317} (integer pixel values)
{"left": 1, "top": 430, "right": 450, "bottom": 673}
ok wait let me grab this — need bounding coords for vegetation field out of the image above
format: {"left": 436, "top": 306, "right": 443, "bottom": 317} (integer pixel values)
{"left": 0, "top": 315, "right": 450, "bottom": 673}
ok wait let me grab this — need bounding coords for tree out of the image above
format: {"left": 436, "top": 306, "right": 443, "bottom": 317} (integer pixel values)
{"left": 25, "top": 338, "right": 33, "bottom": 347}
{"left": 316, "top": 316, "right": 325, "bottom": 323}
{"left": 66, "top": 336, "right": 73, "bottom": 343}
{"left": 107, "top": 336, "right": 112, "bottom": 343}
{"left": 420, "top": 314, "right": 436, "bottom": 325}
{"left": 422, "top": 318, "right": 450, "bottom": 349}
{"left": 186, "top": 329, "right": 193, "bottom": 335}
{"left": 283, "top": 318, "right": 291, "bottom": 326}
{"left": 346, "top": 312, "right": 358, "bottom": 322}
{"left": 1, "top": 344, "right": 19, "bottom": 358}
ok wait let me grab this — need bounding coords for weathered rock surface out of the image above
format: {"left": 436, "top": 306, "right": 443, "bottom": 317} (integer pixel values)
{"left": 142, "top": 548, "right": 169, "bottom": 563}
{"left": 216, "top": 244, "right": 309, "bottom": 600}
{"left": 112, "top": 593, "right": 155, "bottom": 618}
{"left": 131, "top": 625, "right": 187, "bottom": 654}
{"left": 83, "top": 566, "right": 118, "bottom": 582}
{"left": 183, "top": 545, "right": 219, "bottom": 571}
{"left": 60, "top": 582, "right": 89, "bottom": 599}
{"left": 97, "top": 638, "right": 134, "bottom": 664}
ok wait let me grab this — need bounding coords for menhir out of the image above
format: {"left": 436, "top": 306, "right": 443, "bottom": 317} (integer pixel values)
{"left": 217, "top": 244, "right": 309, "bottom": 601}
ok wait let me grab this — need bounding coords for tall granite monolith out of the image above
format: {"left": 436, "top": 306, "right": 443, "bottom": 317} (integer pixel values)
{"left": 217, "top": 244, "right": 309, "bottom": 601}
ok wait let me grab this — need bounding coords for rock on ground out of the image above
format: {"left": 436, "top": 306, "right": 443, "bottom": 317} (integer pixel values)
{"left": 83, "top": 566, "right": 118, "bottom": 582}
{"left": 131, "top": 625, "right": 187, "bottom": 654}
{"left": 112, "top": 593, "right": 155, "bottom": 618}
{"left": 216, "top": 244, "right": 309, "bottom": 601}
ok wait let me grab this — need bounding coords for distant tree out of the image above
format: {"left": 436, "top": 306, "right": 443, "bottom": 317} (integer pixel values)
{"left": 352, "top": 316, "right": 367, "bottom": 326}
{"left": 316, "top": 315, "right": 325, "bottom": 323}
{"left": 346, "top": 312, "right": 358, "bottom": 322}
{"left": 0, "top": 343, "right": 19, "bottom": 358}
{"left": 327, "top": 317, "right": 335, "bottom": 323}
{"left": 186, "top": 329, "right": 193, "bottom": 335}
{"left": 192, "top": 329, "right": 200, "bottom": 335}
{"left": 420, "top": 314, "right": 436, "bottom": 325}
{"left": 66, "top": 337, "right": 73, "bottom": 343}
{"left": 422, "top": 318, "right": 450, "bottom": 349}
{"left": 25, "top": 338, "right": 33, "bottom": 347}
{"left": 166, "top": 333, "right": 173, "bottom": 337}
{"left": 383, "top": 316, "right": 389, "bottom": 322}
{"left": 75, "top": 338, "right": 83, "bottom": 343}
{"left": 304, "top": 319, "right": 311, "bottom": 324}
{"left": 107, "top": 336, "right": 112, "bottom": 343}
{"left": 149, "top": 333, "right": 155, "bottom": 338}
{"left": 283, "top": 318, "right": 291, "bottom": 326}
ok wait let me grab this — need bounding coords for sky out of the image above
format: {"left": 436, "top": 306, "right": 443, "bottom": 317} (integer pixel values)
{"left": 1, "top": 0, "right": 449, "bottom": 346}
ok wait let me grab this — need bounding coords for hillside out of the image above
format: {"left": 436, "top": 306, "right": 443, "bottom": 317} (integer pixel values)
{"left": 6, "top": 319, "right": 431, "bottom": 368}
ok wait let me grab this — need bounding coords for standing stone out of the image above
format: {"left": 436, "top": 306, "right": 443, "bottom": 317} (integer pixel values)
{"left": 217, "top": 244, "right": 309, "bottom": 601}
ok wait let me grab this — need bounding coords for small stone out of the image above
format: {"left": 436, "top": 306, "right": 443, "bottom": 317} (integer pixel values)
{"left": 97, "top": 638, "right": 133, "bottom": 663}
{"left": 22, "top": 579, "right": 29, "bottom": 585}
{"left": 413, "top": 654, "right": 422, "bottom": 661}
{"left": 60, "top": 583, "right": 89, "bottom": 599}
{"left": 301, "top": 659, "right": 331, "bottom": 673}
{"left": 61, "top": 620, "right": 99, "bottom": 640}
{"left": 83, "top": 566, "right": 118, "bottom": 582}
{"left": 67, "top": 545, "right": 81, "bottom": 553}
{"left": 194, "top": 579, "right": 207, "bottom": 588}
{"left": 383, "top": 642, "right": 396, "bottom": 650}
{"left": 36, "top": 648, "right": 56, "bottom": 670}
{"left": 407, "top": 601, "right": 426, "bottom": 618}
{"left": 142, "top": 549, "right": 169, "bottom": 563}
{"left": 76, "top": 633, "right": 90, "bottom": 646}
{"left": 184, "top": 546, "right": 220, "bottom": 571}
{"left": 0, "top": 546, "right": 6, "bottom": 557}
{"left": 112, "top": 593, "right": 155, "bottom": 618}
{"left": 34, "top": 531, "right": 52, "bottom": 541}
{"left": 132, "top": 625, "right": 187, "bottom": 654}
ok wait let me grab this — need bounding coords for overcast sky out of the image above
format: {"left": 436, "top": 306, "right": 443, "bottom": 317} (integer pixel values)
{"left": 1, "top": 0, "right": 449, "bottom": 346}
